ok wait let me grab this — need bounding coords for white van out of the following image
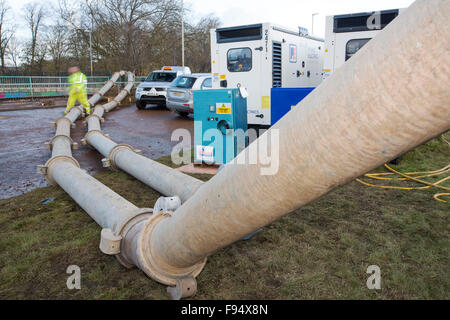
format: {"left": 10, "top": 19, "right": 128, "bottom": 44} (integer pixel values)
{"left": 323, "top": 9, "right": 405, "bottom": 80}
{"left": 135, "top": 66, "right": 191, "bottom": 109}
{"left": 210, "top": 23, "right": 324, "bottom": 127}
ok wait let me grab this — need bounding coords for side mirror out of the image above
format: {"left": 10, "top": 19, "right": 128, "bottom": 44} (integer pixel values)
{"left": 140, "top": 77, "right": 145, "bottom": 82}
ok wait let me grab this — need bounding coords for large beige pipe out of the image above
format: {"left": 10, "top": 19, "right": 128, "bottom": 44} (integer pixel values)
{"left": 83, "top": 72, "right": 203, "bottom": 203}
{"left": 119, "top": 0, "right": 449, "bottom": 285}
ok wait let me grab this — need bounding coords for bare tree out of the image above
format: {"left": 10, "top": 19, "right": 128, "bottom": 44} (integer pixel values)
{"left": 23, "top": 2, "right": 46, "bottom": 70}
{"left": 57, "top": 0, "right": 183, "bottom": 73}
{"left": 45, "top": 22, "right": 69, "bottom": 72}
{"left": 0, "top": 0, "right": 14, "bottom": 72}
{"left": 185, "top": 15, "right": 221, "bottom": 72}
{"left": 55, "top": 0, "right": 220, "bottom": 74}
{"left": 6, "top": 36, "right": 20, "bottom": 69}
{"left": 87, "top": 0, "right": 181, "bottom": 73}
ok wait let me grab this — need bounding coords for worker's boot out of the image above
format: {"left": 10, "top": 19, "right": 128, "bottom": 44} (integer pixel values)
{"left": 64, "top": 107, "right": 71, "bottom": 115}
{"left": 85, "top": 106, "right": 91, "bottom": 115}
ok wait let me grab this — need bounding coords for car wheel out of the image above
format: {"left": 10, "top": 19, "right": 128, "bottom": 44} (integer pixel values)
{"left": 136, "top": 100, "right": 146, "bottom": 110}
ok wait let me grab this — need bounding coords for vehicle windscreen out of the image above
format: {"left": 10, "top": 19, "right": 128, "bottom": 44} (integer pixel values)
{"left": 172, "top": 76, "right": 197, "bottom": 89}
{"left": 145, "top": 72, "right": 177, "bottom": 82}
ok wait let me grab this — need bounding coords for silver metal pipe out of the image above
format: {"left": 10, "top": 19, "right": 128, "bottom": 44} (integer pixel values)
{"left": 89, "top": 71, "right": 124, "bottom": 106}
{"left": 49, "top": 160, "right": 141, "bottom": 232}
{"left": 84, "top": 72, "right": 203, "bottom": 203}
{"left": 64, "top": 107, "right": 82, "bottom": 124}
{"left": 120, "top": 0, "right": 450, "bottom": 286}
{"left": 113, "top": 149, "right": 204, "bottom": 203}
{"left": 85, "top": 129, "right": 203, "bottom": 202}
{"left": 86, "top": 132, "right": 117, "bottom": 157}
{"left": 51, "top": 137, "right": 73, "bottom": 157}
{"left": 48, "top": 71, "right": 122, "bottom": 160}
{"left": 41, "top": 71, "right": 146, "bottom": 239}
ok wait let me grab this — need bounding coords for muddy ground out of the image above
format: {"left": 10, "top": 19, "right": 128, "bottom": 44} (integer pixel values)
{"left": 0, "top": 104, "right": 194, "bottom": 199}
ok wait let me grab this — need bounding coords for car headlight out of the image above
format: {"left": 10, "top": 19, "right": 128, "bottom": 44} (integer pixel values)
{"left": 136, "top": 87, "right": 143, "bottom": 92}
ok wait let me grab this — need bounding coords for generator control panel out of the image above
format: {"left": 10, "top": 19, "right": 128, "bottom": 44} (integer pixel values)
{"left": 194, "top": 88, "right": 248, "bottom": 165}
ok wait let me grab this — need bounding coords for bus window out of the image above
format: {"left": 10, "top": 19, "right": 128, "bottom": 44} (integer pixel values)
{"left": 346, "top": 38, "right": 370, "bottom": 61}
{"left": 227, "top": 48, "right": 252, "bottom": 72}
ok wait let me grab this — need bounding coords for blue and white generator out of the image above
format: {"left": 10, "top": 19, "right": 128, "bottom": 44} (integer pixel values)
{"left": 193, "top": 88, "right": 248, "bottom": 165}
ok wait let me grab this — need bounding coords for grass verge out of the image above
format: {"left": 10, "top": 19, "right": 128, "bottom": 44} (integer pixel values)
{"left": 0, "top": 132, "right": 448, "bottom": 299}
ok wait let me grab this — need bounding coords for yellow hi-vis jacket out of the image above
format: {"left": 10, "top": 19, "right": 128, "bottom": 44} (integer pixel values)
{"left": 68, "top": 72, "right": 88, "bottom": 92}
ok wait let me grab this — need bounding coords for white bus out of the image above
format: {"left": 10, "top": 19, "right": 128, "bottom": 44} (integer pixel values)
{"left": 323, "top": 9, "right": 405, "bottom": 80}
{"left": 210, "top": 23, "right": 324, "bottom": 127}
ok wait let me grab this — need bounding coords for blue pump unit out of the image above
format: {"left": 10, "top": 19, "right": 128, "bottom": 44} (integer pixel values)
{"left": 271, "top": 87, "right": 315, "bottom": 125}
{"left": 194, "top": 88, "right": 248, "bottom": 165}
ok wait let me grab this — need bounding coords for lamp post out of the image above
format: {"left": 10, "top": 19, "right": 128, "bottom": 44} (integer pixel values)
{"left": 181, "top": 0, "right": 185, "bottom": 67}
{"left": 89, "top": 29, "right": 93, "bottom": 77}
{"left": 312, "top": 13, "right": 319, "bottom": 35}
{"left": 73, "top": 24, "right": 94, "bottom": 77}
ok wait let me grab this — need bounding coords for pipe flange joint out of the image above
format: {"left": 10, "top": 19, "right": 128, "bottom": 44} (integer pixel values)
{"left": 46, "top": 135, "right": 77, "bottom": 151}
{"left": 93, "top": 106, "right": 105, "bottom": 115}
{"left": 81, "top": 130, "right": 109, "bottom": 146}
{"left": 40, "top": 155, "right": 80, "bottom": 185}
{"left": 54, "top": 116, "right": 73, "bottom": 128}
{"left": 133, "top": 212, "right": 207, "bottom": 286}
{"left": 107, "top": 144, "right": 137, "bottom": 170}
{"left": 83, "top": 114, "right": 104, "bottom": 126}
{"left": 115, "top": 208, "right": 154, "bottom": 269}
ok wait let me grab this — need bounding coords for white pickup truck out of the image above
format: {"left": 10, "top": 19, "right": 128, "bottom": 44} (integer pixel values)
{"left": 135, "top": 66, "right": 191, "bottom": 109}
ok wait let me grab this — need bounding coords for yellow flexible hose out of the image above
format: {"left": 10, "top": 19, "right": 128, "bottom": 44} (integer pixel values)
{"left": 356, "top": 135, "right": 449, "bottom": 203}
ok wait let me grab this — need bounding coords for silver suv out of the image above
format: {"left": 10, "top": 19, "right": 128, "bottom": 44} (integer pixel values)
{"left": 135, "top": 66, "right": 191, "bottom": 109}
{"left": 166, "top": 74, "right": 212, "bottom": 116}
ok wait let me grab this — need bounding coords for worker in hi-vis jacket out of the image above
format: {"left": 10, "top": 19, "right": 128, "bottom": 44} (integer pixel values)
{"left": 65, "top": 66, "right": 91, "bottom": 115}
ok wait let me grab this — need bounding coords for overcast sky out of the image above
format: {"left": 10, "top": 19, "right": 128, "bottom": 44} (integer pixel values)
{"left": 8, "top": 0, "right": 416, "bottom": 39}
{"left": 189, "top": 0, "right": 416, "bottom": 36}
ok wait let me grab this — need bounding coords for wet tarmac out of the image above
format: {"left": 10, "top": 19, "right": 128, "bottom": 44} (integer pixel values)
{"left": 0, "top": 99, "right": 67, "bottom": 111}
{"left": 0, "top": 104, "right": 194, "bottom": 199}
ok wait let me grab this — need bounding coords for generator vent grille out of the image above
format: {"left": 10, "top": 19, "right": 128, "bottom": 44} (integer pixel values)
{"left": 272, "top": 42, "right": 282, "bottom": 87}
